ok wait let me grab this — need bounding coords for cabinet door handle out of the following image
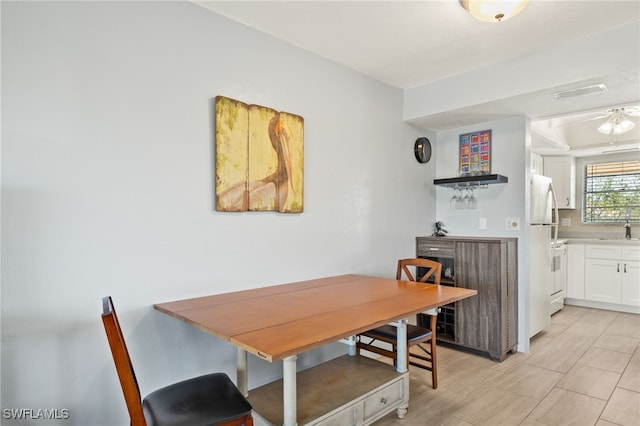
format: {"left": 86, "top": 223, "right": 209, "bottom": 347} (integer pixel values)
{"left": 566, "top": 197, "right": 570, "bottom": 206}
{"left": 624, "top": 263, "right": 627, "bottom": 273}
{"left": 430, "top": 248, "right": 440, "bottom": 251}
{"left": 617, "top": 263, "right": 620, "bottom": 272}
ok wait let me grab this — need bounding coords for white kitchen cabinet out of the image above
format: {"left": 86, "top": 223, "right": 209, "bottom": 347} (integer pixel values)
{"left": 585, "top": 258, "right": 622, "bottom": 303}
{"left": 566, "top": 244, "right": 585, "bottom": 299}
{"left": 584, "top": 244, "right": 640, "bottom": 306}
{"left": 530, "top": 153, "right": 543, "bottom": 175}
{"left": 543, "top": 156, "right": 575, "bottom": 209}
{"left": 622, "top": 261, "right": 640, "bottom": 306}
{"left": 621, "top": 246, "right": 640, "bottom": 306}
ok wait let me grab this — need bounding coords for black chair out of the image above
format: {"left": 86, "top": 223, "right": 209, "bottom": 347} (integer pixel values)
{"left": 357, "top": 258, "right": 441, "bottom": 388}
{"left": 102, "top": 296, "right": 253, "bottom": 426}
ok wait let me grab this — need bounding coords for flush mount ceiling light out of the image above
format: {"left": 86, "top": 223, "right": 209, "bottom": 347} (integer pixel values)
{"left": 598, "top": 109, "right": 637, "bottom": 135}
{"left": 461, "top": 0, "right": 530, "bottom": 22}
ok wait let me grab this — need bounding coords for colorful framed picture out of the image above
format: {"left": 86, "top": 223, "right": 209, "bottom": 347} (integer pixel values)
{"left": 459, "top": 130, "right": 491, "bottom": 176}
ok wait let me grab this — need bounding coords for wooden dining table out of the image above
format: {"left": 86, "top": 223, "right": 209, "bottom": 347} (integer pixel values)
{"left": 154, "top": 274, "right": 476, "bottom": 426}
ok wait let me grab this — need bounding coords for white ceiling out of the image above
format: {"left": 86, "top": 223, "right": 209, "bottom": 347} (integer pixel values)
{"left": 195, "top": 0, "right": 640, "bottom": 155}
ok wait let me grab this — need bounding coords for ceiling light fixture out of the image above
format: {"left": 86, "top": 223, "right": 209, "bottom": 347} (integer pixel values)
{"left": 597, "top": 109, "right": 636, "bottom": 135}
{"left": 461, "top": 0, "right": 530, "bottom": 22}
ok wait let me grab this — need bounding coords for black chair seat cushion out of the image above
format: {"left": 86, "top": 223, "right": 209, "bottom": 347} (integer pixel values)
{"left": 142, "top": 372, "right": 252, "bottom": 426}
{"left": 364, "top": 324, "right": 432, "bottom": 344}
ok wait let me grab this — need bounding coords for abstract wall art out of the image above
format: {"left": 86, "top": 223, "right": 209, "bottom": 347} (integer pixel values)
{"left": 215, "top": 96, "right": 304, "bottom": 213}
{"left": 459, "top": 129, "right": 491, "bottom": 176}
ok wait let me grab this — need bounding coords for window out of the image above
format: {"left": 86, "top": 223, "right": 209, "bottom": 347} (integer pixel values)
{"left": 583, "top": 160, "right": 640, "bottom": 223}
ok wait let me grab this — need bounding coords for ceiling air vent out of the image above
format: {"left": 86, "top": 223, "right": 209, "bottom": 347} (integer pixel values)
{"left": 553, "top": 84, "right": 607, "bottom": 100}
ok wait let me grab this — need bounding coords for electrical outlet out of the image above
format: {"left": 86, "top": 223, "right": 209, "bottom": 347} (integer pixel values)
{"left": 479, "top": 218, "right": 488, "bottom": 230}
{"left": 506, "top": 217, "right": 520, "bottom": 231}
{"left": 561, "top": 218, "right": 571, "bottom": 226}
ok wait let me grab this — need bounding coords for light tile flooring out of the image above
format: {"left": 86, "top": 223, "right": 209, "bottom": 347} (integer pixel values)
{"left": 373, "top": 305, "right": 640, "bottom": 426}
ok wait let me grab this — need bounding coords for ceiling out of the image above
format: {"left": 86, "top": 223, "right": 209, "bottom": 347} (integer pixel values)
{"left": 195, "top": 0, "right": 640, "bottom": 156}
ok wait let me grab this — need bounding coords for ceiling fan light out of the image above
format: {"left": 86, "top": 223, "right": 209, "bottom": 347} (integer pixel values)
{"left": 598, "top": 115, "right": 636, "bottom": 135}
{"left": 615, "top": 118, "right": 635, "bottom": 134}
{"left": 598, "top": 120, "right": 614, "bottom": 135}
{"left": 461, "top": 0, "right": 530, "bottom": 22}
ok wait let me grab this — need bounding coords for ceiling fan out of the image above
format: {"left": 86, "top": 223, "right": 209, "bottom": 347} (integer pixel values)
{"left": 560, "top": 106, "right": 640, "bottom": 135}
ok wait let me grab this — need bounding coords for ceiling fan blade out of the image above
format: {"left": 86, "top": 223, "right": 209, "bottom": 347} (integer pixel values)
{"left": 557, "top": 114, "right": 610, "bottom": 127}
{"left": 622, "top": 108, "right": 640, "bottom": 117}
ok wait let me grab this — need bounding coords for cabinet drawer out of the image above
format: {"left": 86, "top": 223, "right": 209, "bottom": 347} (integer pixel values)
{"left": 585, "top": 245, "right": 622, "bottom": 260}
{"left": 417, "top": 239, "right": 455, "bottom": 258}
{"left": 362, "top": 380, "right": 403, "bottom": 421}
{"left": 314, "top": 406, "right": 356, "bottom": 426}
{"left": 623, "top": 246, "right": 640, "bottom": 261}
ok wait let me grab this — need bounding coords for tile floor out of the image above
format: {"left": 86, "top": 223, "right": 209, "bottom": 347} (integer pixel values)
{"left": 373, "top": 305, "right": 640, "bottom": 426}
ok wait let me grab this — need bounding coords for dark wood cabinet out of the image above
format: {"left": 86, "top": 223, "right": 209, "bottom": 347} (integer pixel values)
{"left": 416, "top": 236, "right": 518, "bottom": 361}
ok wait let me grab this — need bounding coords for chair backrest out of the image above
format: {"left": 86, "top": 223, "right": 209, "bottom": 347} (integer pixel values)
{"left": 102, "top": 296, "right": 147, "bottom": 426}
{"left": 396, "top": 258, "right": 442, "bottom": 285}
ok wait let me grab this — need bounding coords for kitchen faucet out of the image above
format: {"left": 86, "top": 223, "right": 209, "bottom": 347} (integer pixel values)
{"left": 625, "top": 219, "right": 631, "bottom": 239}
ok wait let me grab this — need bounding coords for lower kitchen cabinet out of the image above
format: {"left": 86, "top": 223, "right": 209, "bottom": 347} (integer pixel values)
{"left": 583, "top": 244, "right": 640, "bottom": 307}
{"left": 416, "top": 236, "right": 518, "bottom": 362}
{"left": 620, "top": 254, "right": 640, "bottom": 306}
{"left": 585, "top": 256, "right": 622, "bottom": 303}
{"left": 566, "top": 244, "right": 585, "bottom": 299}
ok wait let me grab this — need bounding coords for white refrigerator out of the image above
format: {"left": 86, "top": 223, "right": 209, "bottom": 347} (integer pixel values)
{"left": 529, "top": 174, "right": 559, "bottom": 338}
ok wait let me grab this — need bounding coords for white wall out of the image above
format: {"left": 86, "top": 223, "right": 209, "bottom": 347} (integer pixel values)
{"left": 0, "top": 2, "right": 434, "bottom": 424}
{"left": 434, "top": 116, "right": 530, "bottom": 351}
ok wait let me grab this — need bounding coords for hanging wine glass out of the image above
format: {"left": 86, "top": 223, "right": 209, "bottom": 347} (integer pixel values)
{"left": 462, "top": 187, "right": 471, "bottom": 209}
{"left": 450, "top": 185, "right": 460, "bottom": 209}
{"left": 468, "top": 188, "right": 478, "bottom": 209}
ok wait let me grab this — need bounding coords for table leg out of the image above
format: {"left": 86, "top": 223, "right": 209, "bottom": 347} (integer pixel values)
{"left": 395, "top": 318, "right": 408, "bottom": 373}
{"left": 395, "top": 318, "right": 409, "bottom": 418}
{"left": 343, "top": 335, "right": 357, "bottom": 356}
{"left": 283, "top": 355, "right": 298, "bottom": 426}
{"left": 237, "top": 348, "right": 248, "bottom": 397}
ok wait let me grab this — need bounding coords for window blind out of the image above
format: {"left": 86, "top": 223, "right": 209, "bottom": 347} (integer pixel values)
{"left": 583, "top": 160, "right": 640, "bottom": 223}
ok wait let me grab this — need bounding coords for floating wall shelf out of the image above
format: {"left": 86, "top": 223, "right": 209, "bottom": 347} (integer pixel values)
{"left": 433, "top": 174, "right": 508, "bottom": 188}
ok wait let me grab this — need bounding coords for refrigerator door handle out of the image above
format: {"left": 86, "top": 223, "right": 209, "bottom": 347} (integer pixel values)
{"left": 549, "top": 181, "right": 560, "bottom": 244}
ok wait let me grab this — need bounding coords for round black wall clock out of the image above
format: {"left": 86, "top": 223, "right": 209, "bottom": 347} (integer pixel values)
{"left": 414, "top": 137, "right": 432, "bottom": 164}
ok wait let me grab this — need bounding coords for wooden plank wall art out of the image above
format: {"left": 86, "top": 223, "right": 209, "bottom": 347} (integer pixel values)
{"left": 215, "top": 96, "right": 304, "bottom": 213}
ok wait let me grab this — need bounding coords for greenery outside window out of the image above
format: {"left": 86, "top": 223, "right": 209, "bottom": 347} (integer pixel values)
{"left": 583, "top": 160, "right": 640, "bottom": 223}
